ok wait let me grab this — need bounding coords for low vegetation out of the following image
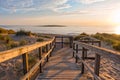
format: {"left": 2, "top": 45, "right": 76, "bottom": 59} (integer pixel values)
{"left": 16, "top": 29, "right": 32, "bottom": 36}
{"left": 92, "top": 33, "right": 120, "bottom": 51}
{"left": 74, "top": 32, "right": 120, "bottom": 51}
{"left": 37, "top": 38, "right": 44, "bottom": 42}
{"left": 19, "top": 40, "right": 28, "bottom": 46}
{"left": 74, "top": 32, "right": 89, "bottom": 40}
{"left": 28, "top": 54, "right": 37, "bottom": 68}
{"left": 0, "top": 28, "right": 15, "bottom": 34}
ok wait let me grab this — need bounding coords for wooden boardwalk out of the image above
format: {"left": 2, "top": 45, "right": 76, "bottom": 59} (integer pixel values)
{"left": 1, "top": 36, "right": 119, "bottom": 80}
{"left": 35, "top": 47, "right": 84, "bottom": 80}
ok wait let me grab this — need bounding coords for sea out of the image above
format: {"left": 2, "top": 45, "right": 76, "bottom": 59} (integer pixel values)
{"left": 0, "top": 25, "right": 116, "bottom": 35}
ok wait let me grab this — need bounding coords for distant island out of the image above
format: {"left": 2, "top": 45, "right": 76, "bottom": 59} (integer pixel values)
{"left": 37, "top": 25, "right": 67, "bottom": 27}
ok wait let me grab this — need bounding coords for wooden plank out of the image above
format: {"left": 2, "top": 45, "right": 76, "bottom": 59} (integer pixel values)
{"left": 74, "top": 41, "right": 120, "bottom": 63}
{"left": 36, "top": 48, "right": 83, "bottom": 80}
{"left": 0, "top": 37, "right": 55, "bottom": 63}
{"left": 79, "top": 40, "right": 101, "bottom": 43}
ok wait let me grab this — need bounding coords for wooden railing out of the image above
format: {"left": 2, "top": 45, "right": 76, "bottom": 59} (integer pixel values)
{"left": 73, "top": 41, "right": 120, "bottom": 80}
{"left": 55, "top": 36, "right": 73, "bottom": 48}
{"left": 0, "top": 37, "right": 55, "bottom": 80}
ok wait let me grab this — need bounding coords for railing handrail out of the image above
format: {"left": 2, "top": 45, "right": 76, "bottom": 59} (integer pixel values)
{"left": 74, "top": 41, "right": 120, "bottom": 63}
{"left": 20, "top": 46, "right": 54, "bottom": 80}
{"left": 73, "top": 40, "right": 120, "bottom": 80}
{"left": 0, "top": 37, "right": 55, "bottom": 63}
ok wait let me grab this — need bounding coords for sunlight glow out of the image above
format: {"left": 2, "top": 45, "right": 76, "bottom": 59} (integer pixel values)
{"left": 115, "top": 26, "right": 120, "bottom": 34}
{"left": 112, "top": 10, "right": 120, "bottom": 24}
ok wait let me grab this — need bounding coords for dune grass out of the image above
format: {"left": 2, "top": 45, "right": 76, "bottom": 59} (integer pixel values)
{"left": 74, "top": 32, "right": 120, "bottom": 51}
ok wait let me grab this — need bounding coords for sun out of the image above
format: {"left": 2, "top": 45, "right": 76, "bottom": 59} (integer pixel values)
{"left": 112, "top": 10, "right": 120, "bottom": 24}
{"left": 115, "top": 26, "right": 120, "bottom": 34}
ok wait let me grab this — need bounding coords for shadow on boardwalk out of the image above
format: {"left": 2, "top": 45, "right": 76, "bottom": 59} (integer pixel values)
{"left": 35, "top": 44, "right": 92, "bottom": 80}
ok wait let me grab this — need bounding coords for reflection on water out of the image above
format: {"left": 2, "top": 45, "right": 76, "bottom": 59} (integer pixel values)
{"left": 0, "top": 25, "right": 116, "bottom": 35}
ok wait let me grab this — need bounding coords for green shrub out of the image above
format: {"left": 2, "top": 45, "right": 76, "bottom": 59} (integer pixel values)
{"left": 11, "top": 42, "right": 19, "bottom": 48}
{"left": 0, "top": 35, "right": 5, "bottom": 40}
{"left": 42, "top": 36, "right": 51, "bottom": 38}
{"left": 8, "top": 29, "right": 15, "bottom": 34}
{"left": 5, "top": 36, "right": 12, "bottom": 43}
{"left": 37, "top": 38, "right": 44, "bottom": 42}
{"left": 92, "top": 33, "right": 120, "bottom": 51}
{"left": 28, "top": 55, "right": 37, "bottom": 68}
{"left": 16, "top": 29, "right": 32, "bottom": 36}
{"left": 74, "top": 32, "right": 89, "bottom": 40}
{"left": 0, "top": 28, "right": 15, "bottom": 34}
{"left": 19, "top": 40, "right": 28, "bottom": 46}
{"left": 6, "top": 43, "right": 12, "bottom": 49}
{"left": 6, "top": 42, "right": 19, "bottom": 49}
{"left": 0, "top": 28, "right": 8, "bottom": 34}
{"left": 113, "top": 43, "right": 120, "bottom": 51}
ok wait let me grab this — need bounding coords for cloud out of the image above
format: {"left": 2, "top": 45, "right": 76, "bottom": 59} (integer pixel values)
{"left": 76, "top": 0, "right": 105, "bottom": 4}
{"left": 0, "top": 0, "right": 71, "bottom": 13}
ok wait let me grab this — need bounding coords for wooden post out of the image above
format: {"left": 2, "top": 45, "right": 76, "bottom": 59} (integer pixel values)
{"left": 73, "top": 43, "right": 75, "bottom": 57}
{"left": 39, "top": 47, "right": 42, "bottom": 73}
{"left": 99, "top": 41, "right": 101, "bottom": 47}
{"left": 84, "top": 48, "right": 87, "bottom": 58}
{"left": 81, "top": 47, "right": 85, "bottom": 74}
{"left": 92, "top": 41, "right": 94, "bottom": 45}
{"left": 94, "top": 54, "right": 101, "bottom": 76}
{"left": 75, "top": 44, "right": 78, "bottom": 63}
{"left": 46, "top": 45, "right": 49, "bottom": 62}
{"left": 70, "top": 37, "right": 73, "bottom": 48}
{"left": 50, "top": 43, "right": 52, "bottom": 57}
{"left": 54, "top": 37, "right": 56, "bottom": 48}
{"left": 22, "top": 53, "right": 29, "bottom": 74}
{"left": 61, "top": 36, "right": 63, "bottom": 48}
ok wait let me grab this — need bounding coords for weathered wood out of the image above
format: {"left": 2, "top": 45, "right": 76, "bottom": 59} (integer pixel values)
{"left": 0, "top": 37, "right": 55, "bottom": 63}
{"left": 55, "top": 35, "right": 73, "bottom": 38}
{"left": 84, "top": 48, "right": 87, "bottom": 58}
{"left": 39, "top": 47, "right": 42, "bottom": 73}
{"left": 81, "top": 47, "right": 85, "bottom": 74}
{"left": 99, "top": 42, "right": 101, "bottom": 47}
{"left": 77, "top": 56, "right": 101, "bottom": 80}
{"left": 79, "top": 40, "right": 101, "bottom": 46}
{"left": 70, "top": 37, "right": 73, "bottom": 48}
{"left": 83, "top": 61, "right": 101, "bottom": 80}
{"left": 49, "top": 43, "right": 52, "bottom": 57}
{"left": 61, "top": 36, "right": 63, "bottom": 48}
{"left": 84, "top": 57, "right": 95, "bottom": 60}
{"left": 46, "top": 44, "right": 49, "bottom": 62}
{"left": 55, "top": 36, "right": 73, "bottom": 48}
{"left": 94, "top": 54, "right": 101, "bottom": 76}
{"left": 54, "top": 37, "right": 56, "bottom": 48}
{"left": 22, "top": 53, "right": 29, "bottom": 75}
{"left": 35, "top": 48, "right": 82, "bottom": 80}
{"left": 73, "top": 43, "right": 75, "bottom": 57}
{"left": 74, "top": 41, "right": 120, "bottom": 64}
{"left": 21, "top": 46, "right": 54, "bottom": 80}
{"left": 75, "top": 44, "right": 78, "bottom": 63}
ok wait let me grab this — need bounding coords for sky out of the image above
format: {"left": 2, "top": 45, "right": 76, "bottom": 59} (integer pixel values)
{"left": 0, "top": 0, "right": 120, "bottom": 26}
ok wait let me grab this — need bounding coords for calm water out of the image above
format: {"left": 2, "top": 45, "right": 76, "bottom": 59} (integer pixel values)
{"left": 0, "top": 25, "right": 116, "bottom": 35}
